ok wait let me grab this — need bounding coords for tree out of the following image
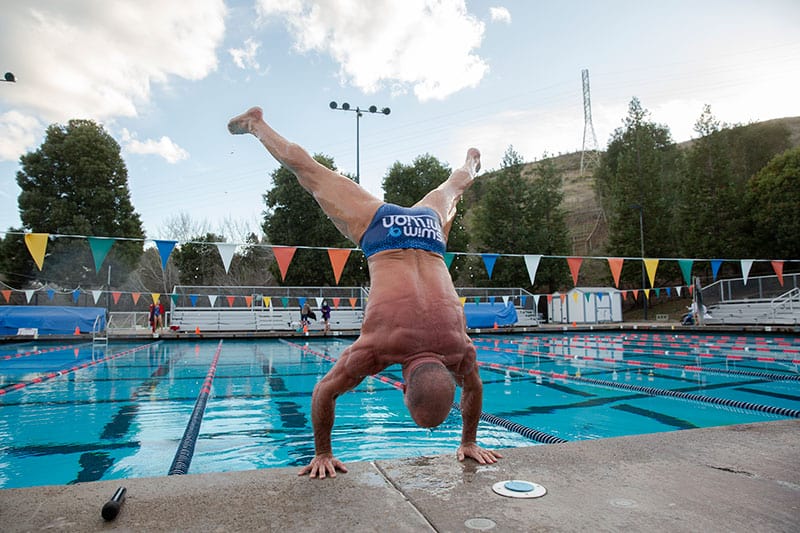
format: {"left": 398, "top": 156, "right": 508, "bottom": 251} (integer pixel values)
{"left": 14, "top": 119, "right": 145, "bottom": 287}
{"left": 472, "top": 146, "right": 569, "bottom": 291}
{"left": 262, "top": 155, "right": 367, "bottom": 286}
{"left": 595, "top": 98, "right": 683, "bottom": 287}
{"left": 746, "top": 147, "right": 800, "bottom": 259}
{"left": 382, "top": 153, "right": 470, "bottom": 278}
{"left": 172, "top": 233, "right": 227, "bottom": 286}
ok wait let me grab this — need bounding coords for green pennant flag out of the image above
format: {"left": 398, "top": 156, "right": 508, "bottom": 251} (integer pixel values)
{"left": 87, "top": 237, "right": 116, "bottom": 272}
{"left": 444, "top": 252, "right": 455, "bottom": 269}
{"left": 678, "top": 259, "right": 694, "bottom": 286}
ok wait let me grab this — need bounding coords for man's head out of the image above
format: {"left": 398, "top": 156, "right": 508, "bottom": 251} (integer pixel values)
{"left": 402, "top": 358, "right": 456, "bottom": 428}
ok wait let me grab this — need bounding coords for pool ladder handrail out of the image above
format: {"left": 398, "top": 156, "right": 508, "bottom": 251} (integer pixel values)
{"left": 92, "top": 314, "right": 108, "bottom": 348}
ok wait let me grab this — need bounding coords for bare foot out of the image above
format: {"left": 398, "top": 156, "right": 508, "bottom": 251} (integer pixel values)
{"left": 227, "top": 106, "right": 263, "bottom": 135}
{"left": 465, "top": 148, "right": 481, "bottom": 177}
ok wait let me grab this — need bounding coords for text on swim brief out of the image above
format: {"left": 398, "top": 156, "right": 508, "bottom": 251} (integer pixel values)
{"left": 381, "top": 214, "right": 443, "bottom": 242}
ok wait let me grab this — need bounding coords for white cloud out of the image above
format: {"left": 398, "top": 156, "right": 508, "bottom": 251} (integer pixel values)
{"left": 121, "top": 128, "right": 189, "bottom": 164}
{"left": 0, "top": 111, "right": 42, "bottom": 161}
{"left": 0, "top": 1, "right": 226, "bottom": 161}
{"left": 489, "top": 7, "right": 511, "bottom": 24}
{"left": 256, "top": 0, "right": 488, "bottom": 101}
{"left": 229, "top": 38, "right": 262, "bottom": 70}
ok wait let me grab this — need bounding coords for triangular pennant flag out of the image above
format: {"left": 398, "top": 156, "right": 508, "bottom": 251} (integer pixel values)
{"left": 621, "top": 291, "right": 627, "bottom": 301}
{"left": 678, "top": 259, "right": 693, "bottom": 286}
{"left": 216, "top": 243, "right": 237, "bottom": 274}
{"left": 47, "top": 288, "right": 55, "bottom": 300}
{"left": 489, "top": 296, "right": 496, "bottom": 304}
{"left": 92, "top": 290, "right": 103, "bottom": 304}
{"left": 584, "top": 292, "right": 591, "bottom": 302}
{"left": 524, "top": 254, "right": 542, "bottom": 285}
{"left": 559, "top": 294, "right": 566, "bottom": 303}
{"left": 87, "top": 237, "right": 115, "bottom": 273}
{"left": 459, "top": 297, "right": 467, "bottom": 306}
{"left": 688, "top": 285, "right": 694, "bottom": 296}
{"left": 546, "top": 294, "right": 553, "bottom": 303}
{"left": 597, "top": 292, "right": 605, "bottom": 301}
{"left": 520, "top": 295, "right": 527, "bottom": 306}
{"left": 607, "top": 258, "right": 624, "bottom": 288}
{"left": 676, "top": 286, "right": 683, "bottom": 297}
{"left": 280, "top": 297, "right": 289, "bottom": 308}
{"left": 1, "top": 289, "right": 10, "bottom": 303}
{"left": 209, "top": 295, "right": 218, "bottom": 307}
{"left": 632, "top": 289, "right": 639, "bottom": 300}
{"left": 72, "top": 289, "right": 80, "bottom": 303}
{"left": 154, "top": 240, "right": 177, "bottom": 270}
{"left": 244, "top": 295, "right": 252, "bottom": 307}
{"left": 771, "top": 260, "right": 784, "bottom": 286}
{"left": 502, "top": 295, "right": 509, "bottom": 305}
{"left": 644, "top": 259, "right": 659, "bottom": 288}
{"left": 263, "top": 296, "right": 271, "bottom": 308}
{"left": 151, "top": 293, "right": 160, "bottom": 304}
{"left": 25, "top": 289, "right": 35, "bottom": 303}
{"left": 327, "top": 248, "right": 351, "bottom": 285}
{"left": 710, "top": 260, "right": 723, "bottom": 281}
{"left": 654, "top": 288, "right": 661, "bottom": 298}
{"left": 644, "top": 289, "right": 651, "bottom": 300}
{"left": 171, "top": 294, "right": 180, "bottom": 305}
{"left": 473, "top": 296, "right": 481, "bottom": 304}
{"left": 332, "top": 297, "right": 340, "bottom": 309}
{"left": 349, "top": 297, "right": 357, "bottom": 309}
{"left": 482, "top": 254, "right": 499, "bottom": 279}
{"left": 190, "top": 294, "right": 199, "bottom": 307}
{"left": 741, "top": 259, "right": 753, "bottom": 286}
{"left": 665, "top": 287, "right": 671, "bottom": 297}
{"left": 226, "top": 295, "right": 235, "bottom": 307}
{"left": 533, "top": 295, "right": 540, "bottom": 307}
{"left": 567, "top": 257, "right": 583, "bottom": 286}
{"left": 272, "top": 246, "right": 297, "bottom": 281}
{"left": 24, "top": 233, "right": 49, "bottom": 271}
{"left": 444, "top": 252, "right": 455, "bottom": 269}
{"left": 315, "top": 297, "right": 324, "bottom": 308}
{"left": 298, "top": 297, "right": 307, "bottom": 308}
{"left": 572, "top": 292, "right": 580, "bottom": 303}
{"left": 132, "top": 292, "right": 141, "bottom": 304}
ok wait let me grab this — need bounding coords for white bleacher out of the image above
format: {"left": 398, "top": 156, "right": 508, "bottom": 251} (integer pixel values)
{"left": 170, "top": 308, "right": 364, "bottom": 333}
{"left": 705, "top": 288, "right": 800, "bottom": 326}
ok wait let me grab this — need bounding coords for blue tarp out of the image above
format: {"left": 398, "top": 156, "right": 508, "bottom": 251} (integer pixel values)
{"left": 0, "top": 306, "right": 106, "bottom": 335}
{"left": 463, "top": 302, "right": 518, "bottom": 329}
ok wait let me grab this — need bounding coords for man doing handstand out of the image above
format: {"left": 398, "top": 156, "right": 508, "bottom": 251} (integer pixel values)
{"left": 228, "top": 106, "right": 502, "bottom": 479}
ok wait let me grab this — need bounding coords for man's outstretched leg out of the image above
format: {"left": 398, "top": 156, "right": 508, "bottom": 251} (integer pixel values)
{"left": 416, "top": 148, "right": 481, "bottom": 238}
{"left": 228, "top": 107, "right": 382, "bottom": 244}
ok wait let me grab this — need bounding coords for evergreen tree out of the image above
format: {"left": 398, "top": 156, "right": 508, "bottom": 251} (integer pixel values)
{"left": 262, "top": 155, "right": 367, "bottom": 285}
{"left": 14, "top": 119, "right": 144, "bottom": 287}
{"left": 472, "top": 146, "right": 569, "bottom": 291}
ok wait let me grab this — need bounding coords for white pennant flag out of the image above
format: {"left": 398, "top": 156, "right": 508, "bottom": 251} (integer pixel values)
{"left": 208, "top": 295, "right": 218, "bottom": 307}
{"left": 92, "top": 290, "right": 103, "bottom": 304}
{"left": 502, "top": 295, "right": 510, "bottom": 305}
{"left": 741, "top": 259, "right": 754, "bottom": 285}
{"left": 24, "top": 289, "right": 35, "bottom": 303}
{"left": 524, "top": 254, "right": 542, "bottom": 285}
{"left": 216, "top": 243, "right": 237, "bottom": 273}
{"left": 315, "top": 297, "right": 324, "bottom": 308}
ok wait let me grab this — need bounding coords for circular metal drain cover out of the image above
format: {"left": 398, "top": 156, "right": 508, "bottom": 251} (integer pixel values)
{"left": 464, "top": 517, "right": 496, "bottom": 530}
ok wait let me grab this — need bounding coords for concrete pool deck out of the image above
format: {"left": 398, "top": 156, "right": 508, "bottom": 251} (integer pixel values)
{"left": 1, "top": 419, "right": 797, "bottom": 532}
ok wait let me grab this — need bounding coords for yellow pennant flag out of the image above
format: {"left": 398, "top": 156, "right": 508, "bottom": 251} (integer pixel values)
{"left": 460, "top": 297, "right": 467, "bottom": 306}
{"left": 152, "top": 293, "right": 160, "bottom": 304}
{"left": 24, "top": 233, "right": 49, "bottom": 271}
{"left": 644, "top": 259, "right": 659, "bottom": 288}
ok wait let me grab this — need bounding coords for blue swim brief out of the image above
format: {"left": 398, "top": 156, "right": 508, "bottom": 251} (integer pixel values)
{"left": 360, "top": 204, "right": 446, "bottom": 259}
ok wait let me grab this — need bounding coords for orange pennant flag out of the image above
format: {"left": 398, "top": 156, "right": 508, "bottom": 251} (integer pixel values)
{"left": 567, "top": 257, "right": 583, "bottom": 286}
{"left": 24, "top": 233, "right": 49, "bottom": 271}
{"left": 244, "top": 295, "right": 253, "bottom": 307}
{"left": 621, "top": 290, "right": 627, "bottom": 301}
{"left": 607, "top": 258, "right": 624, "bottom": 288}
{"left": 1, "top": 289, "right": 10, "bottom": 303}
{"left": 226, "top": 296, "right": 236, "bottom": 307}
{"left": 349, "top": 297, "right": 357, "bottom": 309}
{"left": 132, "top": 292, "right": 141, "bottom": 304}
{"left": 546, "top": 294, "right": 553, "bottom": 304}
{"left": 327, "top": 248, "right": 352, "bottom": 285}
{"left": 632, "top": 289, "right": 639, "bottom": 300}
{"left": 112, "top": 291, "right": 121, "bottom": 304}
{"left": 771, "top": 260, "right": 784, "bottom": 286}
{"left": 272, "top": 246, "right": 297, "bottom": 281}
{"left": 332, "top": 297, "right": 340, "bottom": 309}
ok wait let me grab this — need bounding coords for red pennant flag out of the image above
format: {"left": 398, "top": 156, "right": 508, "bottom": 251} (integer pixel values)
{"left": 244, "top": 295, "right": 253, "bottom": 307}
{"left": 546, "top": 294, "right": 553, "bottom": 304}
{"left": 632, "top": 289, "right": 639, "bottom": 300}
{"left": 132, "top": 292, "right": 141, "bottom": 305}
{"left": 567, "top": 257, "right": 583, "bottom": 286}
{"left": 1, "top": 290, "right": 10, "bottom": 303}
{"left": 621, "top": 290, "right": 627, "bottom": 301}
{"left": 771, "top": 260, "right": 784, "bottom": 286}
{"left": 332, "top": 297, "right": 341, "bottom": 309}
{"left": 327, "top": 248, "right": 351, "bottom": 285}
{"left": 112, "top": 291, "right": 121, "bottom": 305}
{"left": 272, "top": 246, "right": 297, "bottom": 281}
{"left": 607, "top": 258, "right": 624, "bottom": 288}
{"left": 226, "top": 296, "right": 236, "bottom": 307}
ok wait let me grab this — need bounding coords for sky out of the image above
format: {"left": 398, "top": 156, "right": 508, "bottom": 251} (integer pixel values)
{"left": 1, "top": 0, "right": 799, "bottom": 242}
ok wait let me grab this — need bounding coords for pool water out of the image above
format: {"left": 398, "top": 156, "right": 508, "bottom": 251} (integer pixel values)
{"left": 0, "top": 332, "right": 798, "bottom": 489}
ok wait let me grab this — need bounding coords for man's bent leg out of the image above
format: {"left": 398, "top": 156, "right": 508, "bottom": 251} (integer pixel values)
{"left": 228, "top": 107, "right": 382, "bottom": 243}
{"left": 415, "top": 148, "right": 481, "bottom": 237}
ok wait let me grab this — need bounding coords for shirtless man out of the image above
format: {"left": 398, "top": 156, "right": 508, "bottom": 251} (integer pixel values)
{"left": 228, "top": 106, "right": 501, "bottom": 479}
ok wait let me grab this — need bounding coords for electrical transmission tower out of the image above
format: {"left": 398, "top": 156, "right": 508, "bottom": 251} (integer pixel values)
{"left": 580, "top": 68, "right": 600, "bottom": 175}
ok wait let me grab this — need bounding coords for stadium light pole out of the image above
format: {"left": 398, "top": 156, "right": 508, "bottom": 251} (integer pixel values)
{"left": 2, "top": 72, "right": 16, "bottom": 83}
{"left": 630, "top": 203, "right": 648, "bottom": 320}
{"left": 329, "top": 101, "right": 390, "bottom": 184}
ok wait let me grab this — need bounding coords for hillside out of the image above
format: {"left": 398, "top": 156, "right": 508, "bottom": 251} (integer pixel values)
{"left": 473, "top": 116, "right": 800, "bottom": 261}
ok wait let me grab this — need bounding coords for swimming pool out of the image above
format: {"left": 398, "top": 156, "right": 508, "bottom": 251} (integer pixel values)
{"left": 0, "top": 332, "right": 798, "bottom": 489}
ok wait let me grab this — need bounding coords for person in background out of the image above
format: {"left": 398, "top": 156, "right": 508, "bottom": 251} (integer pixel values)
{"left": 321, "top": 299, "right": 332, "bottom": 334}
{"left": 228, "top": 105, "right": 501, "bottom": 480}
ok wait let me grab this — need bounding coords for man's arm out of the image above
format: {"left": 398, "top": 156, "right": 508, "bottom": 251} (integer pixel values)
{"left": 298, "top": 359, "right": 363, "bottom": 478}
{"left": 457, "top": 366, "right": 503, "bottom": 464}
